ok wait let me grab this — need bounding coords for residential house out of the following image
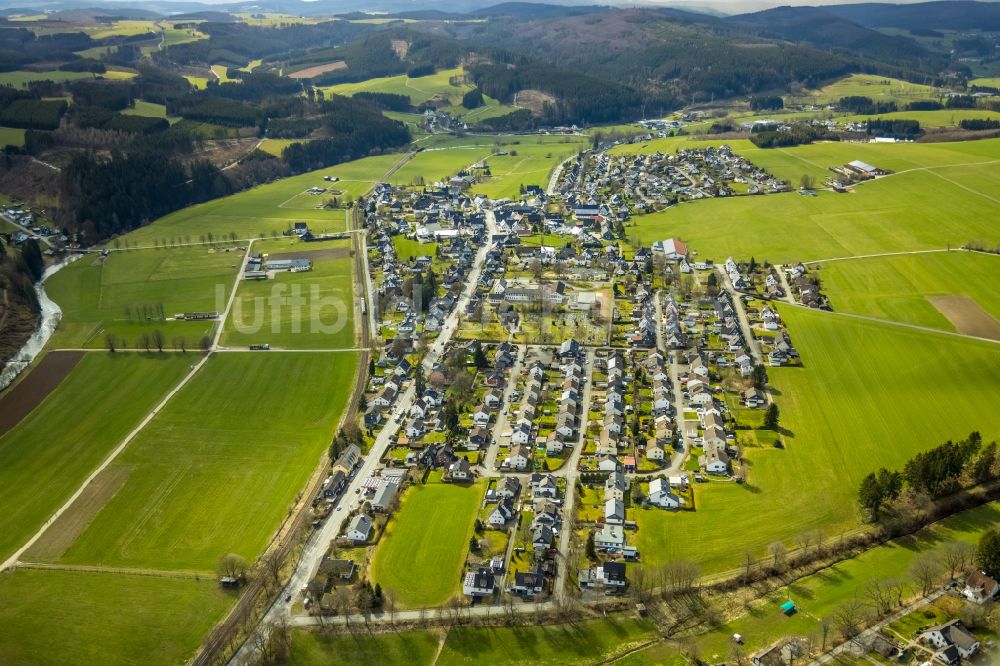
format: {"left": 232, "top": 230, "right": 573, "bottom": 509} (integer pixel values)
{"left": 463, "top": 566, "right": 497, "bottom": 597}
{"left": 964, "top": 571, "right": 1000, "bottom": 604}
{"left": 605, "top": 498, "right": 625, "bottom": 525}
{"left": 448, "top": 458, "right": 473, "bottom": 481}
{"left": 506, "top": 444, "right": 532, "bottom": 471}
{"left": 511, "top": 570, "right": 546, "bottom": 597}
{"left": 372, "top": 481, "right": 400, "bottom": 512}
{"left": 487, "top": 498, "right": 516, "bottom": 527}
{"left": 920, "top": 619, "right": 980, "bottom": 663}
{"left": 647, "top": 478, "right": 681, "bottom": 509}
{"left": 346, "top": 514, "right": 372, "bottom": 542}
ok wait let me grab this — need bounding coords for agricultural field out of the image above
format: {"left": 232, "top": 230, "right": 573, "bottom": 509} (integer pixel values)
{"left": 222, "top": 238, "right": 356, "bottom": 350}
{"left": 389, "top": 146, "right": 495, "bottom": 186}
{"left": 787, "top": 73, "right": 945, "bottom": 106}
{"left": 636, "top": 306, "right": 1000, "bottom": 573}
{"left": 627, "top": 138, "right": 1000, "bottom": 263}
{"left": 818, "top": 251, "right": 1000, "bottom": 333}
{"left": 838, "top": 108, "right": 1000, "bottom": 128}
{"left": 52, "top": 351, "right": 359, "bottom": 572}
{"left": 0, "top": 126, "right": 25, "bottom": 147}
{"left": 122, "top": 100, "right": 174, "bottom": 122}
{"left": 44, "top": 246, "right": 240, "bottom": 349}
{"left": 259, "top": 138, "right": 302, "bottom": 156}
{"left": 320, "top": 67, "right": 471, "bottom": 106}
{"left": 0, "top": 70, "right": 98, "bottom": 87}
{"left": 970, "top": 77, "right": 1000, "bottom": 88}
{"left": 369, "top": 477, "right": 485, "bottom": 608}
{"left": 0, "top": 352, "right": 190, "bottom": 561}
{"left": 116, "top": 152, "right": 406, "bottom": 246}
{"left": 0, "top": 569, "right": 235, "bottom": 666}
{"left": 470, "top": 138, "right": 586, "bottom": 200}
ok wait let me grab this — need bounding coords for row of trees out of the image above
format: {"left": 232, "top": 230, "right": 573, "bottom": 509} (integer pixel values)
{"left": 105, "top": 331, "right": 211, "bottom": 354}
{"left": 859, "top": 432, "right": 996, "bottom": 520}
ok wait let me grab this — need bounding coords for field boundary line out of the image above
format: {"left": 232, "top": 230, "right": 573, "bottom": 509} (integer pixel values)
{"left": 784, "top": 301, "right": 1000, "bottom": 345}
{"left": 805, "top": 248, "right": 955, "bottom": 264}
{"left": 16, "top": 561, "right": 205, "bottom": 579}
{"left": 0, "top": 351, "right": 212, "bottom": 572}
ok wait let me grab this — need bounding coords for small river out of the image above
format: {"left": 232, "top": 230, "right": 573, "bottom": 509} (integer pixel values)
{"left": 0, "top": 254, "right": 78, "bottom": 391}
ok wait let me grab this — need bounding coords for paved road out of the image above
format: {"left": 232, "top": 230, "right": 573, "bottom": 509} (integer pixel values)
{"left": 717, "top": 266, "right": 762, "bottom": 364}
{"left": 552, "top": 348, "right": 595, "bottom": 601}
{"left": 228, "top": 199, "right": 498, "bottom": 666}
{"left": 654, "top": 290, "right": 689, "bottom": 474}
{"left": 773, "top": 265, "right": 797, "bottom": 305}
{"left": 483, "top": 345, "right": 526, "bottom": 472}
{"left": 0, "top": 212, "right": 54, "bottom": 248}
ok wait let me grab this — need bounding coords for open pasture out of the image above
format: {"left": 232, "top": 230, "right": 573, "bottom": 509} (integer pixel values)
{"left": 117, "top": 153, "right": 405, "bottom": 246}
{"left": 470, "top": 138, "right": 586, "bottom": 200}
{"left": 45, "top": 246, "right": 240, "bottom": 349}
{"left": 320, "top": 67, "right": 471, "bottom": 106}
{"left": 0, "top": 568, "right": 235, "bottom": 666}
{"left": 636, "top": 306, "right": 1000, "bottom": 574}
{"left": 55, "top": 351, "right": 359, "bottom": 572}
{"left": 627, "top": 139, "right": 1000, "bottom": 263}
{"left": 0, "top": 353, "right": 190, "bottom": 562}
{"left": 222, "top": 238, "right": 356, "bottom": 350}
{"left": 787, "top": 73, "right": 944, "bottom": 106}
{"left": 369, "top": 478, "right": 485, "bottom": 608}
{"left": 0, "top": 126, "right": 25, "bottom": 147}
{"left": 818, "top": 250, "right": 1000, "bottom": 333}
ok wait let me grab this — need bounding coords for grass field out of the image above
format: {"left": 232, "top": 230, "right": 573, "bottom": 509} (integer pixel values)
{"left": 56, "top": 352, "right": 359, "bottom": 571}
{"left": 0, "top": 126, "right": 25, "bottom": 147}
{"left": 788, "top": 73, "right": 944, "bottom": 106}
{"left": 0, "top": 70, "right": 96, "bottom": 87}
{"left": 369, "top": 478, "right": 485, "bottom": 607}
{"left": 818, "top": 251, "right": 1000, "bottom": 331}
{"left": 116, "top": 152, "right": 406, "bottom": 246}
{"left": 222, "top": 238, "right": 356, "bottom": 350}
{"left": 636, "top": 306, "right": 1000, "bottom": 574}
{"left": 320, "top": 67, "right": 470, "bottom": 106}
{"left": 626, "top": 138, "right": 1000, "bottom": 263}
{"left": 969, "top": 77, "right": 1000, "bottom": 88}
{"left": 0, "top": 353, "right": 190, "bottom": 562}
{"left": 122, "top": 100, "right": 175, "bottom": 124}
{"left": 259, "top": 138, "right": 302, "bottom": 156}
{"left": 437, "top": 618, "right": 658, "bottom": 665}
{"left": 289, "top": 629, "right": 443, "bottom": 665}
{"left": 390, "top": 146, "right": 495, "bottom": 186}
{"left": 45, "top": 247, "right": 240, "bottom": 349}
{"left": 0, "top": 569, "right": 235, "bottom": 666}
{"left": 838, "top": 108, "right": 1000, "bottom": 128}
{"left": 469, "top": 138, "right": 586, "bottom": 200}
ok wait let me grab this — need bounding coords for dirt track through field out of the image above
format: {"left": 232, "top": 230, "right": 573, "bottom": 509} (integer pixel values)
{"left": 928, "top": 295, "right": 1000, "bottom": 341}
{"left": 0, "top": 351, "right": 85, "bottom": 437}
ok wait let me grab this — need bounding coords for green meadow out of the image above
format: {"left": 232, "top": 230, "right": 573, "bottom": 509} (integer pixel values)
{"left": 0, "top": 126, "right": 25, "bottom": 147}
{"left": 625, "top": 138, "right": 1000, "bottom": 263}
{"left": 289, "top": 629, "right": 443, "bottom": 665}
{"left": 626, "top": 501, "right": 1000, "bottom": 665}
{"left": 390, "top": 145, "right": 495, "bottom": 186}
{"left": 222, "top": 238, "right": 356, "bottom": 350}
{"left": 636, "top": 306, "right": 1000, "bottom": 573}
{"left": 470, "top": 138, "right": 586, "bottom": 200}
{"left": 369, "top": 478, "right": 485, "bottom": 608}
{"left": 0, "top": 569, "right": 235, "bottom": 666}
{"left": 117, "top": 153, "right": 405, "bottom": 246}
{"left": 320, "top": 67, "right": 470, "bottom": 106}
{"left": 818, "top": 251, "right": 1000, "bottom": 330}
{"left": 0, "top": 353, "right": 190, "bottom": 561}
{"left": 45, "top": 247, "right": 239, "bottom": 349}
{"left": 56, "top": 352, "right": 359, "bottom": 571}
{"left": 787, "top": 73, "right": 944, "bottom": 106}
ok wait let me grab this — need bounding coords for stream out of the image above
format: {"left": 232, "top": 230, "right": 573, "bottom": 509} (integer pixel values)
{"left": 0, "top": 254, "right": 79, "bottom": 391}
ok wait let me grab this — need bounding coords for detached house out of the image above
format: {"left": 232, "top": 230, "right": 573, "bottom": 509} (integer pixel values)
{"left": 463, "top": 566, "right": 497, "bottom": 597}
{"left": 964, "top": 571, "right": 1000, "bottom": 604}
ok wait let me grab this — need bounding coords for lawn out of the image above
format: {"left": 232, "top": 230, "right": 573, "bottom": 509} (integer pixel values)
{"left": 470, "top": 138, "right": 586, "bottom": 200}
{"left": 116, "top": 152, "right": 405, "bottom": 246}
{"left": 221, "top": 238, "right": 356, "bottom": 350}
{"left": 0, "top": 126, "right": 25, "bottom": 147}
{"left": 818, "top": 251, "right": 1000, "bottom": 331}
{"left": 45, "top": 247, "right": 240, "bottom": 349}
{"left": 289, "top": 629, "right": 443, "bottom": 665}
{"left": 369, "top": 478, "right": 485, "bottom": 607}
{"left": 0, "top": 569, "right": 235, "bottom": 666}
{"left": 635, "top": 306, "right": 1000, "bottom": 574}
{"left": 437, "top": 617, "right": 658, "bottom": 665}
{"left": 0, "top": 352, "right": 190, "bottom": 562}
{"left": 626, "top": 138, "right": 1000, "bottom": 263}
{"left": 56, "top": 351, "right": 360, "bottom": 571}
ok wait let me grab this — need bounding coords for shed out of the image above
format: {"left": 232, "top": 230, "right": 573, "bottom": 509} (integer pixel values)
{"left": 780, "top": 600, "right": 797, "bottom": 615}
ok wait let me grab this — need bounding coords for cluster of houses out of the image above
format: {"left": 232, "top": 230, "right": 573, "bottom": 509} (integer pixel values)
{"left": 660, "top": 293, "right": 687, "bottom": 349}
{"left": 595, "top": 350, "right": 632, "bottom": 459}
{"left": 785, "top": 263, "right": 830, "bottom": 310}
{"left": 641, "top": 350, "right": 676, "bottom": 465}
{"left": 2, "top": 206, "right": 64, "bottom": 246}
{"left": 681, "top": 352, "right": 734, "bottom": 476}
{"left": 558, "top": 145, "right": 785, "bottom": 216}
